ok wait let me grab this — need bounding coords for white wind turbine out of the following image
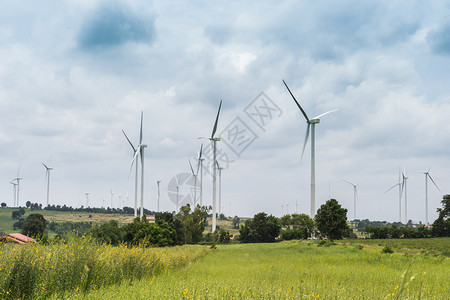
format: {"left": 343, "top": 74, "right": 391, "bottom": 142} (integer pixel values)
{"left": 423, "top": 170, "right": 441, "bottom": 226}
{"left": 189, "top": 159, "right": 199, "bottom": 207}
{"left": 344, "top": 180, "right": 359, "bottom": 220}
{"left": 131, "top": 112, "right": 147, "bottom": 218}
{"left": 200, "top": 100, "right": 222, "bottom": 232}
{"left": 385, "top": 169, "right": 402, "bottom": 222}
{"left": 42, "top": 160, "right": 53, "bottom": 207}
{"left": 12, "top": 163, "right": 22, "bottom": 207}
{"left": 123, "top": 111, "right": 147, "bottom": 218}
{"left": 283, "top": 80, "right": 338, "bottom": 218}
{"left": 197, "top": 144, "right": 204, "bottom": 206}
{"left": 10, "top": 181, "right": 18, "bottom": 207}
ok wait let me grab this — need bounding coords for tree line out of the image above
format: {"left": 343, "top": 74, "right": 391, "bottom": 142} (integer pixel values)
{"left": 11, "top": 195, "right": 450, "bottom": 245}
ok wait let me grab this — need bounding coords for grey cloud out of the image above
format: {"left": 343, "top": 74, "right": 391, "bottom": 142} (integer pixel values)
{"left": 78, "top": 3, "right": 155, "bottom": 50}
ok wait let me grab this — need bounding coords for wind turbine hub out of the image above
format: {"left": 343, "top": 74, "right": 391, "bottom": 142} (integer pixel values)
{"left": 308, "top": 119, "right": 320, "bottom": 124}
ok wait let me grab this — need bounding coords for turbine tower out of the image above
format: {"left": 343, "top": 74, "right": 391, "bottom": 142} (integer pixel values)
{"left": 344, "top": 180, "right": 359, "bottom": 220}
{"left": 423, "top": 170, "right": 441, "bottom": 226}
{"left": 216, "top": 160, "right": 224, "bottom": 215}
{"left": 189, "top": 159, "right": 198, "bottom": 207}
{"left": 283, "top": 80, "right": 337, "bottom": 218}
{"left": 401, "top": 171, "right": 408, "bottom": 224}
{"left": 157, "top": 180, "right": 161, "bottom": 212}
{"left": 200, "top": 100, "right": 222, "bottom": 232}
{"left": 197, "top": 144, "right": 204, "bottom": 206}
{"left": 85, "top": 192, "right": 90, "bottom": 208}
{"left": 42, "top": 162, "right": 53, "bottom": 206}
{"left": 385, "top": 169, "right": 402, "bottom": 222}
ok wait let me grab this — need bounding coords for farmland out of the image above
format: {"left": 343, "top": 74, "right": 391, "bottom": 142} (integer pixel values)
{"left": 62, "top": 239, "right": 449, "bottom": 299}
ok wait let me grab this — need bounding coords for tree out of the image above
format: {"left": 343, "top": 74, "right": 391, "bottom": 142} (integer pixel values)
{"left": 178, "top": 205, "right": 209, "bottom": 244}
{"left": 232, "top": 216, "right": 240, "bottom": 229}
{"left": 315, "top": 199, "right": 351, "bottom": 240}
{"left": 1, "top": 202, "right": 6, "bottom": 208}
{"left": 21, "top": 213, "right": 47, "bottom": 239}
{"left": 281, "top": 213, "right": 314, "bottom": 240}
{"left": 88, "top": 220, "right": 124, "bottom": 246}
{"left": 432, "top": 195, "right": 450, "bottom": 237}
{"left": 26, "top": 201, "right": 31, "bottom": 208}
{"left": 239, "top": 212, "right": 281, "bottom": 243}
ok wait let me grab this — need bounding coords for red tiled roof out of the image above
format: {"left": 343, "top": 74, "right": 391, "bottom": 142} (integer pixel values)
{"left": 0, "top": 233, "right": 36, "bottom": 244}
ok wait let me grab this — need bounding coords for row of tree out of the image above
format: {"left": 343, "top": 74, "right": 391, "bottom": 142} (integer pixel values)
{"left": 14, "top": 195, "right": 450, "bottom": 245}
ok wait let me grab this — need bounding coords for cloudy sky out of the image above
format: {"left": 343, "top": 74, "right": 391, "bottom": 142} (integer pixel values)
{"left": 1, "top": 1, "right": 449, "bottom": 224}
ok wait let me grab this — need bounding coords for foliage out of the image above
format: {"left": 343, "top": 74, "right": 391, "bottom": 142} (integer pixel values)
{"left": 21, "top": 213, "right": 47, "bottom": 239}
{"left": 239, "top": 212, "right": 281, "bottom": 243}
{"left": 232, "top": 216, "right": 240, "bottom": 229}
{"left": 1, "top": 202, "right": 6, "bottom": 208}
{"left": 88, "top": 220, "right": 124, "bottom": 246}
{"left": 365, "top": 224, "right": 432, "bottom": 239}
{"left": 123, "top": 215, "right": 179, "bottom": 247}
{"left": 0, "top": 237, "right": 209, "bottom": 299}
{"left": 280, "top": 213, "right": 314, "bottom": 240}
{"left": 315, "top": 199, "right": 351, "bottom": 240}
{"left": 11, "top": 209, "right": 25, "bottom": 220}
{"left": 432, "top": 194, "right": 450, "bottom": 237}
{"left": 26, "top": 201, "right": 31, "bottom": 208}
{"left": 381, "top": 245, "right": 393, "bottom": 253}
{"left": 178, "top": 205, "right": 208, "bottom": 244}
{"left": 48, "top": 221, "right": 93, "bottom": 238}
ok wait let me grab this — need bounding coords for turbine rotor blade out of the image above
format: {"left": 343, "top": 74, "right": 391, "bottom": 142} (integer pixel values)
{"left": 343, "top": 179, "right": 355, "bottom": 187}
{"left": 282, "top": 79, "right": 309, "bottom": 121}
{"left": 211, "top": 100, "right": 222, "bottom": 138}
{"left": 198, "top": 143, "right": 203, "bottom": 160}
{"left": 300, "top": 124, "right": 310, "bottom": 164}
{"left": 428, "top": 174, "right": 441, "bottom": 192}
{"left": 312, "top": 109, "right": 339, "bottom": 120}
{"left": 384, "top": 183, "right": 399, "bottom": 193}
{"left": 189, "top": 159, "right": 195, "bottom": 175}
{"left": 122, "top": 130, "right": 136, "bottom": 152}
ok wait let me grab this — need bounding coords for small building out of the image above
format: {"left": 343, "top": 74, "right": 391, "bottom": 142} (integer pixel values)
{"left": 0, "top": 233, "right": 36, "bottom": 244}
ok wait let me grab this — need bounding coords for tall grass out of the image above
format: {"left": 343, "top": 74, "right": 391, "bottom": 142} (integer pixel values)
{"left": 84, "top": 241, "right": 449, "bottom": 299}
{"left": 0, "top": 237, "right": 209, "bottom": 299}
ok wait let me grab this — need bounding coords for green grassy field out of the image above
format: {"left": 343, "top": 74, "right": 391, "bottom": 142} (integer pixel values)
{"left": 80, "top": 239, "right": 449, "bottom": 299}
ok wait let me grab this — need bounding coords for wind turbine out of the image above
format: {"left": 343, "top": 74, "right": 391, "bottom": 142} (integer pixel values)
{"left": 122, "top": 129, "right": 139, "bottom": 217}
{"left": 385, "top": 169, "right": 402, "bottom": 222}
{"left": 12, "top": 163, "right": 22, "bottom": 207}
{"left": 10, "top": 181, "right": 18, "bottom": 207}
{"left": 344, "top": 180, "right": 359, "bottom": 220}
{"left": 189, "top": 159, "right": 198, "bottom": 207}
{"left": 197, "top": 144, "right": 204, "bottom": 206}
{"left": 216, "top": 161, "right": 224, "bottom": 215}
{"left": 85, "top": 192, "right": 90, "bottom": 208}
{"left": 200, "top": 100, "right": 222, "bottom": 232}
{"left": 283, "top": 80, "right": 338, "bottom": 218}
{"left": 42, "top": 162, "right": 53, "bottom": 207}
{"left": 157, "top": 180, "right": 161, "bottom": 212}
{"left": 423, "top": 170, "right": 441, "bottom": 226}
{"left": 124, "top": 111, "right": 147, "bottom": 218}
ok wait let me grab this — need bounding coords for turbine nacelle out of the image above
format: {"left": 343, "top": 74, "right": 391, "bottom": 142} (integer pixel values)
{"left": 308, "top": 119, "right": 320, "bottom": 124}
